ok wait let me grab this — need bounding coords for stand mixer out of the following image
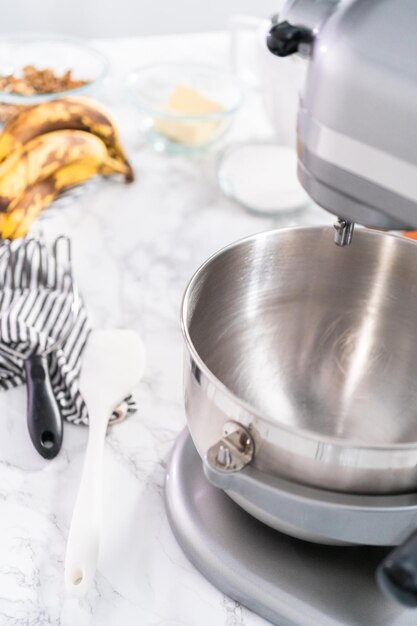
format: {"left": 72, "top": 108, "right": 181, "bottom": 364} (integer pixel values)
{"left": 165, "top": 2, "right": 417, "bottom": 624}
{"left": 267, "top": 0, "right": 417, "bottom": 244}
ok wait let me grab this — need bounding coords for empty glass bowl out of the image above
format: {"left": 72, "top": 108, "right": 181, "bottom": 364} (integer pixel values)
{"left": 126, "top": 63, "right": 243, "bottom": 153}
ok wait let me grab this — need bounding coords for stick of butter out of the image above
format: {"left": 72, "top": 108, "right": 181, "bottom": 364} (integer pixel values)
{"left": 155, "top": 84, "right": 224, "bottom": 147}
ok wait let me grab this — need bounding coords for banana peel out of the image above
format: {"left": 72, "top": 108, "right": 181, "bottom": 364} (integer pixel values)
{"left": 0, "top": 154, "right": 125, "bottom": 240}
{"left": 0, "top": 97, "right": 134, "bottom": 240}
{"left": 0, "top": 97, "right": 134, "bottom": 182}
{"left": 0, "top": 129, "right": 128, "bottom": 212}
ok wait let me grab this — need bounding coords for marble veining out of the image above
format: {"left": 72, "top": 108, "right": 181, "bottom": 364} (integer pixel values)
{"left": 0, "top": 32, "right": 332, "bottom": 626}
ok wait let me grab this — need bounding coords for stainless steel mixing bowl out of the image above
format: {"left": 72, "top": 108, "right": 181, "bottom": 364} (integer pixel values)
{"left": 182, "top": 226, "right": 417, "bottom": 494}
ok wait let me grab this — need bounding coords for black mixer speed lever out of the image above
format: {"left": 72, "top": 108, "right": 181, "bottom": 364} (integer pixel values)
{"left": 266, "top": 21, "right": 313, "bottom": 57}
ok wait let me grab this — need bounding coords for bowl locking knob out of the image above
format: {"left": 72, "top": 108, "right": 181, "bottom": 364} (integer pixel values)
{"left": 206, "top": 422, "right": 254, "bottom": 473}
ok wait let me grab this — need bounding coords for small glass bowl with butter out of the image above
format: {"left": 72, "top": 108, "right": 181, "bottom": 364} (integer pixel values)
{"left": 126, "top": 63, "right": 242, "bottom": 153}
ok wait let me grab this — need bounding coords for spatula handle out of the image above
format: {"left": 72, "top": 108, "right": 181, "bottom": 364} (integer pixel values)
{"left": 65, "top": 414, "right": 107, "bottom": 597}
{"left": 25, "top": 353, "right": 63, "bottom": 459}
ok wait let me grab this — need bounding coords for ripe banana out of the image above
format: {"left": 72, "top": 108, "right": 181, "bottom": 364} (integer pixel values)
{"left": 0, "top": 154, "right": 124, "bottom": 239}
{"left": 0, "top": 97, "right": 134, "bottom": 181}
{"left": 0, "top": 129, "right": 129, "bottom": 212}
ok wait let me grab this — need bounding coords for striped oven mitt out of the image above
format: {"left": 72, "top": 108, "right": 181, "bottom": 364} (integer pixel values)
{"left": 0, "top": 236, "right": 136, "bottom": 425}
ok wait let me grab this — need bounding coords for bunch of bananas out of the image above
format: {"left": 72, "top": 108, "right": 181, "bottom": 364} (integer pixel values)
{"left": 0, "top": 97, "right": 134, "bottom": 239}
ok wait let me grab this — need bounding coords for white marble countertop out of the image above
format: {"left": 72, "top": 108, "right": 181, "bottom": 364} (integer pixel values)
{"left": 0, "top": 33, "right": 333, "bottom": 626}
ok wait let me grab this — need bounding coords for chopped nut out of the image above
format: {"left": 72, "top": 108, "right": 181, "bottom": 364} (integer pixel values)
{"left": 0, "top": 65, "right": 89, "bottom": 96}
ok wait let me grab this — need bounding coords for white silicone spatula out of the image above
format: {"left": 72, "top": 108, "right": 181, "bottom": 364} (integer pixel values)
{"left": 64, "top": 329, "right": 146, "bottom": 597}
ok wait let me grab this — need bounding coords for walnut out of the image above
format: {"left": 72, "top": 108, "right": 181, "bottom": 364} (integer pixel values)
{"left": 0, "top": 65, "right": 89, "bottom": 96}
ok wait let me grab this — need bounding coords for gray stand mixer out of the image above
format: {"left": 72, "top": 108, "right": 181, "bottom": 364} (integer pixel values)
{"left": 165, "top": 2, "right": 417, "bottom": 624}
{"left": 268, "top": 0, "right": 417, "bottom": 239}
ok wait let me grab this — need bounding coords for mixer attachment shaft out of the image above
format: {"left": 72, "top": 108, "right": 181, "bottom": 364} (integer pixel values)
{"left": 334, "top": 217, "right": 355, "bottom": 246}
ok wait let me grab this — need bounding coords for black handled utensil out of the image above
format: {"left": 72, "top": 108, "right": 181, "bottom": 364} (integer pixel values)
{"left": 0, "top": 236, "right": 78, "bottom": 459}
{"left": 25, "top": 352, "right": 63, "bottom": 458}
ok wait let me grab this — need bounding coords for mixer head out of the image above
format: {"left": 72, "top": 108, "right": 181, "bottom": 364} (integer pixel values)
{"left": 267, "top": 0, "right": 417, "bottom": 245}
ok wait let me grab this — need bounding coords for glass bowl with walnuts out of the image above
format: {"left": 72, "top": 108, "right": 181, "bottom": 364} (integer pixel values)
{"left": 0, "top": 34, "right": 109, "bottom": 123}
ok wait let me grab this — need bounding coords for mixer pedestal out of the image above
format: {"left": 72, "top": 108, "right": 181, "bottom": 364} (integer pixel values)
{"left": 165, "top": 429, "right": 415, "bottom": 626}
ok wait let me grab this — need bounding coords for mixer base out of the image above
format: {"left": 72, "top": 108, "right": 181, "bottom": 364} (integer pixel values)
{"left": 165, "top": 429, "right": 416, "bottom": 626}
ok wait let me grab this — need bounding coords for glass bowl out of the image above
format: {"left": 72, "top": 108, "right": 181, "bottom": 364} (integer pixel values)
{"left": 0, "top": 33, "right": 109, "bottom": 116}
{"left": 126, "top": 63, "right": 243, "bottom": 153}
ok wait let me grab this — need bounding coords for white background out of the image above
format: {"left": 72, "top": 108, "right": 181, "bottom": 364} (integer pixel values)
{"left": 2, "top": 0, "right": 284, "bottom": 37}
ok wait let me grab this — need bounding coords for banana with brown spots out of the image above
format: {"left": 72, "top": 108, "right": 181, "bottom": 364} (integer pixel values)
{"left": 0, "top": 129, "right": 129, "bottom": 213}
{"left": 0, "top": 150, "right": 126, "bottom": 239}
{"left": 0, "top": 97, "right": 134, "bottom": 182}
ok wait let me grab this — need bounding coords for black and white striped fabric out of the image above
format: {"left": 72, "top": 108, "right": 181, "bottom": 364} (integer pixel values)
{"left": 0, "top": 236, "right": 137, "bottom": 426}
{"left": 0, "top": 237, "right": 91, "bottom": 424}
